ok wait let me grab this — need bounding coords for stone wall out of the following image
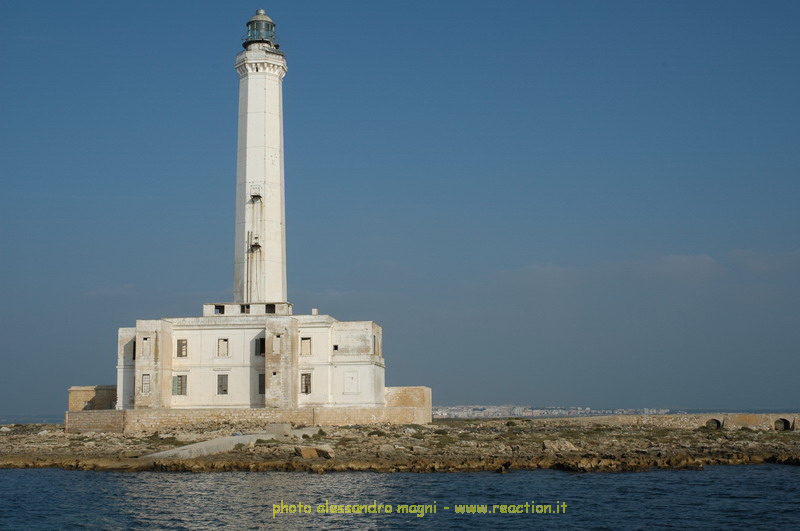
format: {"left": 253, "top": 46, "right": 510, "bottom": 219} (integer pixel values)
{"left": 65, "top": 410, "right": 125, "bottom": 433}
{"left": 63, "top": 408, "right": 795, "bottom": 435}
{"left": 386, "top": 386, "right": 432, "bottom": 409}
{"left": 124, "top": 408, "right": 314, "bottom": 435}
{"left": 121, "top": 404, "right": 432, "bottom": 435}
{"left": 313, "top": 406, "right": 430, "bottom": 426}
{"left": 64, "top": 398, "right": 432, "bottom": 435}
{"left": 67, "top": 386, "right": 117, "bottom": 412}
{"left": 550, "top": 413, "right": 798, "bottom": 431}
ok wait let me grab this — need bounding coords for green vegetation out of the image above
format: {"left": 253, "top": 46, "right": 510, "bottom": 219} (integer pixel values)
{"left": 435, "top": 435, "right": 455, "bottom": 448}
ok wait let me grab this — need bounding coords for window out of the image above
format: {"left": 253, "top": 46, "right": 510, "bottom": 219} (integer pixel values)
{"left": 142, "top": 336, "right": 151, "bottom": 357}
{"left": 132, "top": 340, "right": 136, "bottom": 361}
{"left": 240, "top": 304, "right": 250, "bottom": 314}
{"left": 172, "top": 375, "right": 187, "bottom": 395}
{"left": 258, "top": 373, "right": 265, "bottom": 394}
{"left": 300, "top": 337, "right": 311, "bottom": 356}
{"left": 300, "top": 373, "right": 311, "bottom": 394}
{"left": 141, "top": 374, "right": 151, "bottom": 394}
{"left": 333, "top": 344, "right": 339, "bottom": 352}
{"left": 214, "top": 305, "right": 225, "bottom": 315}
{"left": 217, "top": 374, "right": 228, "bottom": 395}
{"left": 217, "top": 338, "right": 229, "bottom": 357}
{"left": 265, "top": 304, "right": 275, "bottom": 314}
{"left": 256, "top": 337, "right": 266, "bottom": 357}
{"left": 177, "top": 339, "right": 188, "bottom": 358}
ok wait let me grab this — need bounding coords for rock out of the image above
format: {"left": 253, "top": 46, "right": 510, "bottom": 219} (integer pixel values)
{"left": 411, "top": 446, "right": 429, "bottom": 454}
{"left": 378, "top": 444, "right": 396, "bottom": 456}
{"left": 119, "top": 450, "right": 143, "bottom": 458}
{"left": 0, "top": 427, "right": 11, "bottom": 433}
{"left": 542, "top": 439, "right": 578, "bottom": 453}
{"left": 315, "top": 445, "right": 335, "bottom": 459}
{"left": 37, "top": 430, "right": 50, "bottom": 436}
{"left": 295, "top": 446, "right": 318, "bottom": 459}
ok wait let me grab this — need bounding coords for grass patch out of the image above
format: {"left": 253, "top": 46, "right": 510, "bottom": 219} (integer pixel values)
{"left": 435, "top": 435, "right": 455, "bottom": 448}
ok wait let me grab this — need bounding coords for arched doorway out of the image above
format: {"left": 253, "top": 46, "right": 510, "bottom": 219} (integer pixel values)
{"left": 774, "top": 418, "right": 791, "bottom": 431}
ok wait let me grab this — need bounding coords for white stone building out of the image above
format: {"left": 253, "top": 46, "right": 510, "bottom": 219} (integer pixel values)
{"left": 88, "top": 11, "right": 430, "bottom": 428}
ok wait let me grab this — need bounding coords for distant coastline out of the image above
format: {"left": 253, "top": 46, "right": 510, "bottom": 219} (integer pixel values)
{"left": 434, "top": 405, "right": 800, "bottom": 419}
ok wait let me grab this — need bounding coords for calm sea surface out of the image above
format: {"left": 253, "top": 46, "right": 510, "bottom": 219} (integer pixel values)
{"left": 1, "top": 465, "right": 799, "bottom": 530}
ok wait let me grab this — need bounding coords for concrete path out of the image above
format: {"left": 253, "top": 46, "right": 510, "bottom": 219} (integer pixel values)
{"left": 145, "top": 424, "right": 293, "bottom": 459}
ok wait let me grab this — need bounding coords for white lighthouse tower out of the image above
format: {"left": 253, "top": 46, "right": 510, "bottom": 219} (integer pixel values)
{"left": 93, "top": 10, "right": 432, "bottom": 430}
{"left": 233, "top": 10, "right": 288, "bottom": 304}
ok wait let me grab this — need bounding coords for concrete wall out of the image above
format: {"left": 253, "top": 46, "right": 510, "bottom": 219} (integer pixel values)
{"left": 264, "top": 317, "right": 298, "bottom": 408}
{"left": 169, "top": 323, "right": 271, "bottom": 409}
{"left": 116, "top": 328, "right": 136, "bottom": 410}
{"left": 68, "top": 386, "right": 117, "bottom": 412}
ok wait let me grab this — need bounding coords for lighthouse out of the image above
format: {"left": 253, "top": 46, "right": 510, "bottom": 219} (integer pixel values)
{"left": 233, "top": 9, "right": 288, "bottom": 304}
{"left": 75, "top": 9, "right": 431, "bottom": 430}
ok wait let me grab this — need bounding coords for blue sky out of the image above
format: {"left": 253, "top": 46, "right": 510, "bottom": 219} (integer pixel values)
{"left": 1, "top": 1, "right": 798, "bottom": 416}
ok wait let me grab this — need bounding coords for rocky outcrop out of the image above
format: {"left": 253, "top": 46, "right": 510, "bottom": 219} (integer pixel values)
{"left": 1, "top": 419, "right": 798, "bottom": 473}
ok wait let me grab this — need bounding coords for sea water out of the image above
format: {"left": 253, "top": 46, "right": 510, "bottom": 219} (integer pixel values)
{"left": 1, "top": 465, "right": 799, "bottom": 529}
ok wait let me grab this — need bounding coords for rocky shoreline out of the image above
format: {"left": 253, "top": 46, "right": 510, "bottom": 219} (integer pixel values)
{"left": 2, "top": 418, "right": 799, "bottom": 473}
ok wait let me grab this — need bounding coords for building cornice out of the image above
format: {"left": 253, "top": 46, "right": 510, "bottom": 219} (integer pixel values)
{"left": 234, "top": 51, "right": 287, "bottom": 79}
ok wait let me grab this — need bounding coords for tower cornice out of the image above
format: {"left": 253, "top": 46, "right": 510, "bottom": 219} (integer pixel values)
{"left": 235, "top": 49, "right": 287, "bottom": 79}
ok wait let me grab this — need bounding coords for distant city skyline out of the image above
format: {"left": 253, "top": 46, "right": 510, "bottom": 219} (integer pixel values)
{"left": 1, "top": 1, "right": 798, "bottom": 416}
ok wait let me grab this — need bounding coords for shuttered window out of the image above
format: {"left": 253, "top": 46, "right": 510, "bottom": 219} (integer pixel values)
{"left": 300, "top": 337, "right": 311, "bottom": 356}
{"left": 217, "top": 374, "right": 228, "bottom": 395}
{"left": 258, "top": 373, "right": 265, "bottom": 394}
{"left": 172, "top": 375, "right": 187, "bottom": 395}
{"left": 300, "top": 373, "right": 311, "bottom": 394}
{"left": 177, "top": 339, "right": 187, "bottom": 358}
